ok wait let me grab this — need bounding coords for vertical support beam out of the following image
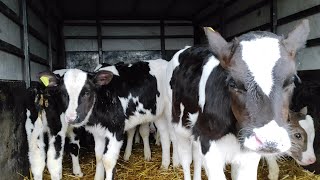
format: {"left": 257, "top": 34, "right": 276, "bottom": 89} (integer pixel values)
{"left": 270, "top": 0, "right": 277, "bottom": 33}
{"left": 96, "top": 0, "right": 103, "bottom": 63}
{"left": 193, "top": 25, "right": 200, "bottom": 45}
{"left": 46, "top": 1, "right": 53, "bottom": 71}
{"left": 20, "top": 0, "right": 30, "bottom": 87}
{"left": 160, "top": 20, "right": 165, "bottom": 59}
{"left": 58, "top": 22, "right": 66, "bottom": 68}
{"left": 97, "top": 20, "right": 102, "bottom": 63}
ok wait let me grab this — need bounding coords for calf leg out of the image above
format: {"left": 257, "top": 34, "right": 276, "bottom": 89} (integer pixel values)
{"left": 175, "top": 133, "right": 192, "bottom": 180}
{"left": 26, "top": 117, "right": 46, "bottom": 180}
{"left": 66, "top": 128, "right": 83, "bottom": 177}
{"left": 139, "top": 123, "right": 152, "bottom": 161}
{"left": 124, "top": 127, "right": 136, "bottom": 161}
{"left": 103, "top": 135, "right": 123, "bottom": 180}
{"left": 154, "top": 118, "right": 171, "bottom": 169}
{"left": 47, "top": 132, "right": 66, "bottom": 180}
{"left": 192, "top": 141, "right": 202, "bottom": 180}
{"left": 134, "top": 129, "right": 141, "bottom": 144}
{"left": 230, "top": 153, "right": 261, "bottom": 180}
{"left": 265, "top": 156, "right": 279, "bottom": 180}
{"left": 93, "top": 135, "right": 106, "bottom": 180}
{"left": 202, "top": 143, "right": 226, "bottom": 180}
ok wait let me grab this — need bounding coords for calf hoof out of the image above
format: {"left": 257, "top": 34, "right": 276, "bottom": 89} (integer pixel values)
{"left": 144, "top": 150, "right": 152, "bottom": 161}
{"left": 74, "top": 172, "right": 84, "bottom": 177}
{"left": 268, "top": 173, "right": 279, "bottom": 180}
{"left": 123, "top": 152, "right": 131, "bottom": 161}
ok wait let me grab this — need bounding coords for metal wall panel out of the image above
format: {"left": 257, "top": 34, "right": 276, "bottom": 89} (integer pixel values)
{"left": 0, "top": 0, "right": 19, "bottom": 15}
{"left": 0, "top": 50, "right": 23, "bottom": 80}
{"left": 101, "top": 26, "right": 160, "bottom": 36}
{"left": 65, "top": 39, "right": 98, "bottom": 51}
{"left": 277, "top": 0, "right": 320, "bottom": 19}
{"left": 0, "top": 13, "right": 21, "bottom": 48}
{"left": 64, "top": 26, "right": 97, "bottom": 36}
{"left": 102, "top": 39, "right": 161, "bottom": 51}
{"left": 30, "top": 61, "right": 48, "bottom": 81}
{"left": 29, "top": 34, "right": 48, "bottom": 59}
{"left": 165, "top": 38, "right": 193, "bottom": 50}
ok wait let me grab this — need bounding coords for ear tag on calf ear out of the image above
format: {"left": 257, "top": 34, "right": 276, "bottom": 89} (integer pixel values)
{"left": 40, "top": 76, "right": 50, "bottom": 87}
{"left": 208, "top": 27, "right": 215, "bottom": 32}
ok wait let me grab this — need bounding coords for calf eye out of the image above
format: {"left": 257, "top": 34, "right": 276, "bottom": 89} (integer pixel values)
{"left": 229, "top": 79, "right": 237, "bottom": 89}
{"left": 294, "top": 133, "right": 302, "bottom": 139}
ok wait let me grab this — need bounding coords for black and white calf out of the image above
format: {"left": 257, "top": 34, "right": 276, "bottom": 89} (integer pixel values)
{"left": 39, "top": 59, "right": 170, "bottom": 180}
{"left": 267, "top": 107, "right": 316, "bottom": 180}
{"left": 166, "top": 20, "right": 310, "bottom": 180}
{"left": 25, "top": 70, "right": 83, "bottom": 180}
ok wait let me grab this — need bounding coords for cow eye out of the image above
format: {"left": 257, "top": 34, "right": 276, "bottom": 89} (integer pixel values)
{"left": 294, "top": 133, "right": 302, "bottom": 139}
{"left": 228, "top": 78, "right": 237, "bottom": 89}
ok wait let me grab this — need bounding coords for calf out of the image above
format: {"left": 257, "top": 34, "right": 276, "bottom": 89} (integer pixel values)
{"left": 166, "top": 20, "right": 310, "bottom": 180}
{"left": 39, "top": 59, "right": 170, "bottom": 180}
{"left": 25, "top": 70, "right": 83, "bottom": 180}
{"left": 267, "top": 107, "right": 316, "bottom": 180}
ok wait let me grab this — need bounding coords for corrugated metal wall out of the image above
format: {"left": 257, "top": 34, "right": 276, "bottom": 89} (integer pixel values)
{"left": 63, "top": 20, "right": 194, "bottom": 71}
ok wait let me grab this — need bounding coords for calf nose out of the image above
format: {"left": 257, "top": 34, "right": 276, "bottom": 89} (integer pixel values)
{"left": 308, "top": 157, "right": 316, "bottom": 164}
{"left": 65, "top": 113, "right": 78, "bottom": 123}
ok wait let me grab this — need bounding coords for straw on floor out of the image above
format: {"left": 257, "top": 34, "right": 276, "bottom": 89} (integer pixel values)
{"left": 23, "top": 144, "right": 320, "bottom": 180}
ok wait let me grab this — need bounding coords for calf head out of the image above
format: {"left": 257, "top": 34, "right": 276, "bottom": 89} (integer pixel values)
{"left": 288, "top": 107, "right": 316, "bottom": 165}
{"left": 204, "top": 19, "right": 310, "bottom": 154}
{"left": 38, "top": 69, "right": 113, "bottom": 127}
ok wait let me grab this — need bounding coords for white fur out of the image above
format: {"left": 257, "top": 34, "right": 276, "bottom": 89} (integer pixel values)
{"left": 99, "top": 65, "right": 120, "bottom": 76}
{"left": 53, "top": 69, "right": 68, "bottom": 76}
{"left": 241, "top": 37, "right": 280, "bottom": 96}
{"left": 64, "top": 69, "right": 88, "bottom": 122}
{"left": 86, "top": 124, "right": 123, "bottom": 180}
{"left": 124, "top": 127, "right": 136, "bottom": 161}
{"left": 298, "top": 115, "right": 316, "bottom": 165}
{"left": 244, "top": 120, "right": 291, "bottom": 153}
{"left": 202, "top": 134, "right": 261, "bottom": 180}
{"left": 265, "top": 156, "right": 280, "bottom": 180}
{"left": 128, "top": 64, "right": 133, "bottom": 67}
{"left": 198, "top": 56, "right": 220, "bottom": 111}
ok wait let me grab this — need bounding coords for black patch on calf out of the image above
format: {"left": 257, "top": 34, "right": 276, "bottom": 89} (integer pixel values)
{"left": 103, "top": 138, "right": 110, "bottom": 154}
{"left": 54, "top": 135, "right": 62, "bottom": 159}
{"left": 171, "top": 47, "right": 237, "bottom": 154}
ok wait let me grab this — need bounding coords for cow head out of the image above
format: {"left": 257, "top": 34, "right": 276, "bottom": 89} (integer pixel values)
{"left": 38, "top": 69, "right": 113, "bottom": 127}
{"left": 288, "top": 107, "right": 316, "bottom": 165}
{"left": 204, "top": 19, "right": 310, "bottom": 154}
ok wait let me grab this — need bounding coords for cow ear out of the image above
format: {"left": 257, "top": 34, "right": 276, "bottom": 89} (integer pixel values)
{"left": 94, "top": 70, "right": 113, "bottom": 86}
{"left": 204, "top": 27, "right": 233, "bottom": 68}
{"left": 283, "top": 19, "right": 310, "bottom": 57}
{"left": 299, "top": 106, "right": 308, "bottom": 115}
{"left": 38, "top": 71, "right": 59, "bottom": 87}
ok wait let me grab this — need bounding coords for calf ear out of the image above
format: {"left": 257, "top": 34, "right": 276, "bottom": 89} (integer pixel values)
{"left": 283, "top": 19, "right": 310, "bottom": 57}
{"left": 94, "top": 70, "right": 113, "bottom": 86}
{"left": 299, "top": 106, "right": 308, "bottom": 115}
{"left": 38, "top": 71, "right": 59, "bottom": 87}
{"left": 204, "top": 27, "right": 232, "bottom": 68}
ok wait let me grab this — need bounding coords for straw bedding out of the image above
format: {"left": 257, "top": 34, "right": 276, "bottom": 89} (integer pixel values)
{"left": 22, "top": 144, "right": 319, "bottom": 180}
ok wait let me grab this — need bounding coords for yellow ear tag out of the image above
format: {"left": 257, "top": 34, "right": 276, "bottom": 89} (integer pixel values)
{"left": 208, "top": 27, "right": 215, "bottom": 32}
{"left": 40, "top": 76, "right": 50, "bottom": 87}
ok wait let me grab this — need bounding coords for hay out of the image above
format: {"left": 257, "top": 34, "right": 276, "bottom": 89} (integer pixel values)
{"left": 22, "top": 144, "right": 319, "bottom": 180}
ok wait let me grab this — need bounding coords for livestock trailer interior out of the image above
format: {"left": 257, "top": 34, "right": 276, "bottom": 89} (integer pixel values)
{"left": 0, "top": 0, "right": 320, "bottom": 179}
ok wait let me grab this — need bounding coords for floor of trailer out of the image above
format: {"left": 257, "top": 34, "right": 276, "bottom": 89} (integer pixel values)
{"left": 23, "top": 144, "right": 320, "bottom": 180}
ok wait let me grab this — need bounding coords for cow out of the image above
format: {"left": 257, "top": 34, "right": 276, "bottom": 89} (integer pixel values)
{"left": 38, "top": 59, "right": 171, "bottom": 180}
{"left": 25, "top": 69, "right": 83, "bottom": 180}
{"left": 166, "top": 19, "right": 310, "bottom": 180}
{"left": 266, "top": 107, "right": 316, "bottom": 180}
